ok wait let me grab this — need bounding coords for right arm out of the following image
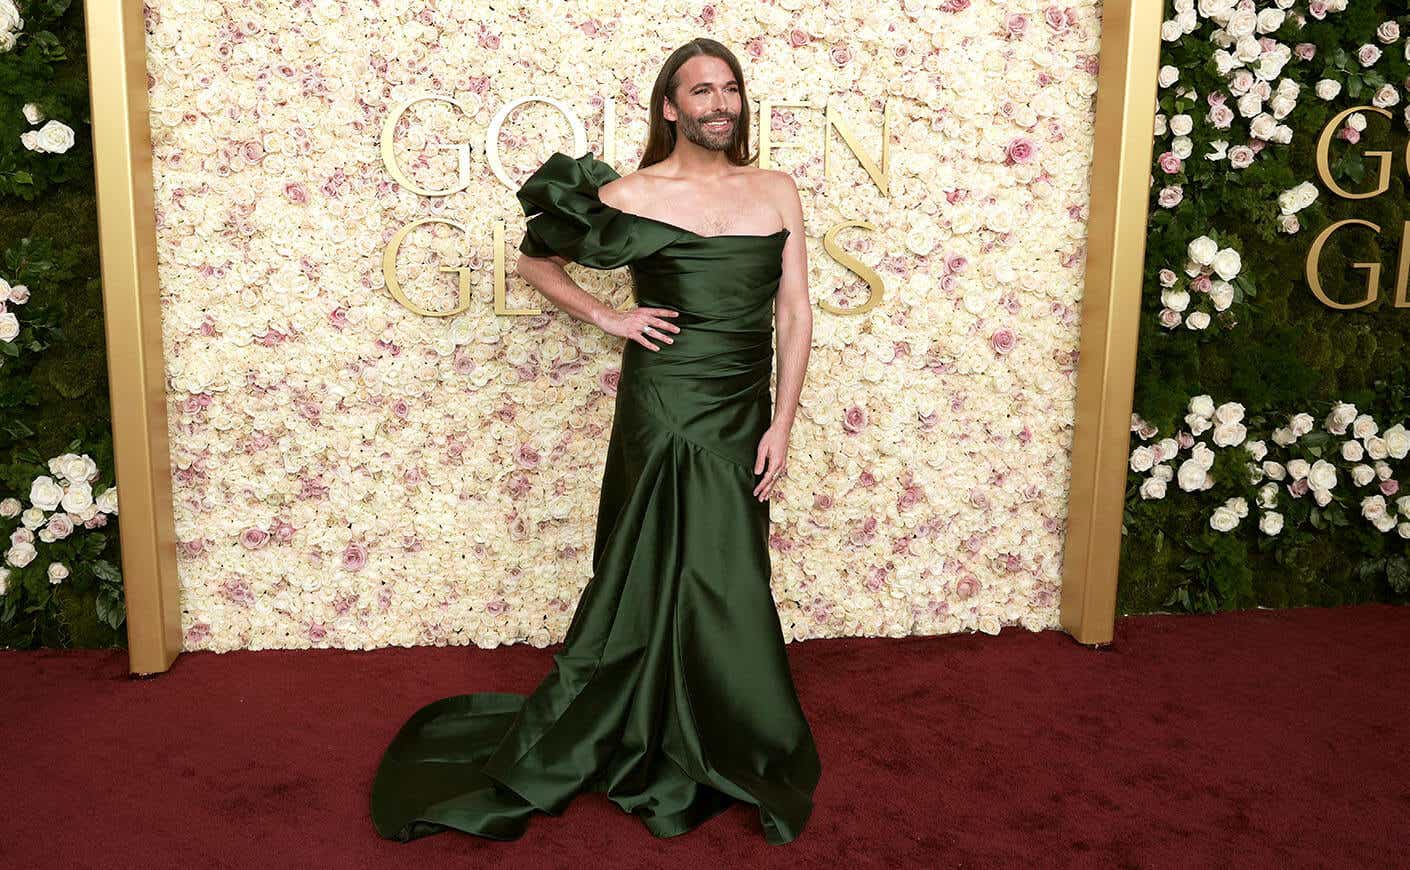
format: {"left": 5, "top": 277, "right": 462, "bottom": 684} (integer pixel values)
{"left": 514, "top": 254, "right": 681, "bottom": 351}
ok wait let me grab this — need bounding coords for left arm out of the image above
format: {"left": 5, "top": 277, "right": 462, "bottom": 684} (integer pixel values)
{"left": 754, "top": 171, "right": 812, "bottom": 501}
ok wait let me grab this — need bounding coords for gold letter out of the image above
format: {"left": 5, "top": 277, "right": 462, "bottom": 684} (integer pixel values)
{"left": 382, "top": 218, "right": 474, "bottom": 317}
{"left": 485, "top": 96, "right": 588, "bottom": 188}
{"left": 817, "top": 220, "right": 885, "bottom": 315}
{"left": 1305, "top": 218, "right": 1381, "bottom": 309}
{"left": 824, "top": 97, "right": 891, "bottom": 196}
{"left": 494, "top": 219, "right": 541, "bottom": 316}
{"left": 381, "top": 95, "right": 473, "bottom": 197}
{"left": 758, "top": 98, "right": 821, "bottom": 170}
{"left": 1315, "top": 105, "right": 1393, "bottom": 200}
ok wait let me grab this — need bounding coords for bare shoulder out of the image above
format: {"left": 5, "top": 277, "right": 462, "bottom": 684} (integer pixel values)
{"left": 760, "top": 167, "right": 801, "bottom": 219}
{"left": 598, "top": 171, "right": 648, "bottom": 213}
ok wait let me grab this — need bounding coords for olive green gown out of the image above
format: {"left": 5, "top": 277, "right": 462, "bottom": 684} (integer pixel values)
{"left": 368, "top": 151, "right": 821, "bottom": 845}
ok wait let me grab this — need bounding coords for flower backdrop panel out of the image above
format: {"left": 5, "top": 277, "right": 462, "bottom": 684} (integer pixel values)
{"left": 142, "top": 0, "right": 1103, "bottom": 652}
{"left": 1120, "top": 0, "right": 1410, "bottom": 614}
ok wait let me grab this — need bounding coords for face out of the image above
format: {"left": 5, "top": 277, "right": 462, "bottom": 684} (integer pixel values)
{"left": 666, "top": 55, "right": 742, "bottom": 151}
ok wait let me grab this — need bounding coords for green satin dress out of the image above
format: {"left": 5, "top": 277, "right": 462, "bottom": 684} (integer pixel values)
{"left": 369, "top": 151, "right": 821, "bottom": 845}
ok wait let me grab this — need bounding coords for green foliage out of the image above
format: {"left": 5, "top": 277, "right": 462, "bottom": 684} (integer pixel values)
{"left": 1119, "top": 2, "right": 1410, "bottom": 615}
{"left": 0, "top": 1, "right": 123, "bottom": 649}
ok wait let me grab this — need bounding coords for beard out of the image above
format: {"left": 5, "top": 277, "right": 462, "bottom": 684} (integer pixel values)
{"left": 677, "top": 109, "right": 736, "bottom": 151}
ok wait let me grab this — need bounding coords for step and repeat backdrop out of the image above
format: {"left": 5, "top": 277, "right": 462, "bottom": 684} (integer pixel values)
{"left": 143, "top": 1, "right": 1103, "bottom": 651}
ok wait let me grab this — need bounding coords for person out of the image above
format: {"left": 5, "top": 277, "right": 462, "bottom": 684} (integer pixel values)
{"left": 369, "top": 37, "right": 820, "bottom": 846}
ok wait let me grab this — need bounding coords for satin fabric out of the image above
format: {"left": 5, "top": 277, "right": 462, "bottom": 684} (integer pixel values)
{"left": 369, "top": 151, "right": 821, "bottom": 845}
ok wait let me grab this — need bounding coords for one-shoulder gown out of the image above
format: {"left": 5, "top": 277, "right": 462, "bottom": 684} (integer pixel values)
{"left": 368, "top": 151, "right": 821, "bottom": 845}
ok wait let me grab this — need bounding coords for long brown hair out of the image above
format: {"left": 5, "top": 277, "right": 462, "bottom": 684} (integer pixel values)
{"left": 638, "top": 38, "right": 757, "bottom": 170}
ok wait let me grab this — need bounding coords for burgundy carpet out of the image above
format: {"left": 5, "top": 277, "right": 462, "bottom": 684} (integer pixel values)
{"left": 1, "top": 603, "right": 1406, "bottom": 869}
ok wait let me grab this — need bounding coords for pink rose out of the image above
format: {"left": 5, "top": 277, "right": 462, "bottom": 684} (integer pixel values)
{"left": 1157, "top": 151, "right": 1183, "bottom": 174}
{"left": 830, "top": 44, "right": 851, "bottom": 67}
{"left": 1294, "top": 43, "right": 1316, "bottom": 61}
{"left": 990, "top": 328, "right": 1016, "bottom": 355}
{"left": 1005, "top": 137, "right": 1034, "bottom": 164}
{"left": 342, "top": 542, "right": 368, "bottom": 571}
{"left": 955, "top": 574, "right": 980, "bottom": 599}
{"left": 842, "top": 405, "right": 867, "bottom": 433}
{"left": 1005, "top": 14, "right": 1028, "bottom": 38}
{"left": 240, "top": 527, "right": 270, "bottom": 549}
{"left": 1158, "top": 309, "right": 1182, "bottom": 329}
{"left": 1380, "top": 479, "right": 1399, "bottom": 497}
{"left": 599, "top": 367, "right": 620, "bottom": 396}
{"left": 788, "top": 29, "right": 810, "bottom": 48}
{"left": 283, "top": 182, "right": 308, "bottom": 204}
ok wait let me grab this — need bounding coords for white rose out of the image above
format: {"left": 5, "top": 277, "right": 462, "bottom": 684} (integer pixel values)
{"left": 1307, "top": 459, "right": 1338, "bottom": 491}
{"left": 1170, "top": 113, "right": 1194, "bottom": 135}
{"left": 1185, "top": 310, "right": 1211, "bottom": 330}
{"left": 1259, "top": 510, "right": 1284, "bottom": 535}
{"left": 1189, "top": 394, "right": 1215, "bottom": 418}
{"left": 1324, "top": 402, "right": 1357, "bottom": 435}
{"left": 1177, "top": 457, "right": 1211, "bottom": 491}
{"left": 1211, "top": 247, "right": 1242, "bottom": 279}
{"left": 47, "top": 562, "right": 69, "bottom": 584}
{"left": 96, "top": 485, "right": 118, "bottom": 514}
{"left": 1209, "top": 505, "right": 1241, "bottom": 531}
{"left": 1313, "top": 487, "right": 1333, "bottom": 507}
{"left": 1361, "top": 494, "right": 1388, "bottom": 520}
{"left": 1162, "top": 288, "right": 1191, "bottom": 312}
{"left": 1365, "top": 436, "right": 1389, "bottom": 461}
{"left": 1286, "top": 458, "right": 1310, "bottom": 480}
{"left": 1130, "top": 445, "right": 1156, "bottom": 472}
{"left": 1351, "top": 413, "right": 1378, "bottom": 440}
{"left": 1139, "top": 476, "right": 1167, "bottom": 500}
{"left": 1212, "top": 421, "right": 1247, "bottom": 447}
{"left": 1158, "top": 65, "right": 1180, "bottom": 87}
{"left": 1262, "top": 460, "right": 1286, "bottom": 480}
{"left": 6, "top": 541, "right": 37, "bottom": 568}
{"left": 1193, "top": 442, "right": 1217, "bottom": 469}
{"left": 1187, "top": 236, "right": 1219, "bottom": 265}
{"left": 1289, "top": 412, "right": 1315, "bottom": 436}
{"left": 1245, "top": 439, "right": 1268, "bottom": 461}
{"left": 21, "top": 102, "right": 43, "bottom": 124}
{"left": 0, "top": 311, "right": 18, "bottom": 342}
{"left": 1209, "top": 280, "right": 1234, "bottom": 310}
{"left": 0, "top": 497, "right": 20, "bottom": 517}
{"left": 29, "top": 475, "right": 64, "bottom": 511}
{"left": 1315, "top": 78, "right": 1341, "bottom": 100}
{"left": 1381, "top": 423, "right": 1409, "bottom": 459}
{"left": 1341, "top": 439, "right": 1365, "bottom": 461}
{"left": 1213, "top": 402, "right": 1245, "bottom": 424}
{"left": 1351, "top": 464, "right": 1376, "bottom": 487}
{"left": 60, "top": 480, "right": 93, "bottom": 513}
{"left": 33, "top": 120, "right": 76, "bottom": 154}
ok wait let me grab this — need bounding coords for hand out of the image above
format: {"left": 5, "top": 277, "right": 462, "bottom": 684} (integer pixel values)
{"left": 600, "top": 306, "right": 680, "bottom": 351}
{"left": 753, "top": 423, "right": 790, "bottom": 501}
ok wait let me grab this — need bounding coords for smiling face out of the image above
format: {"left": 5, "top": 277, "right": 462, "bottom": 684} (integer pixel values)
{"left": 665, "top": 54, "right": 742, "bottom": 151}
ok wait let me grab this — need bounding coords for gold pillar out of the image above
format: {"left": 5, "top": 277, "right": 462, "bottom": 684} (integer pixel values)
{"left": 84, "top": 0, "right": 182, "bottom": 674}
{"left": 1059, "top": 0, "right": 1163, "bottom": 646}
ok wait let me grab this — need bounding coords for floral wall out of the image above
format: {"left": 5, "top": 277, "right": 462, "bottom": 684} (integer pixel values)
{"left": 1120, "top": 0, "right": 1410, "bottom": 613}
{"left": 133, "top": 0, "right": 1104, "bottom": 652}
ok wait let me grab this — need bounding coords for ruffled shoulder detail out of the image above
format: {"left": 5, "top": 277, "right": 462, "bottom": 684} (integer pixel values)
{"left": 516, "top": 151, "right": 684, "bottom": 269}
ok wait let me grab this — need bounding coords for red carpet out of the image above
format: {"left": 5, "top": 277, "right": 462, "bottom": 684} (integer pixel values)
{"left": 1, "top": 603, "right": 1406, "bottom": 868}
